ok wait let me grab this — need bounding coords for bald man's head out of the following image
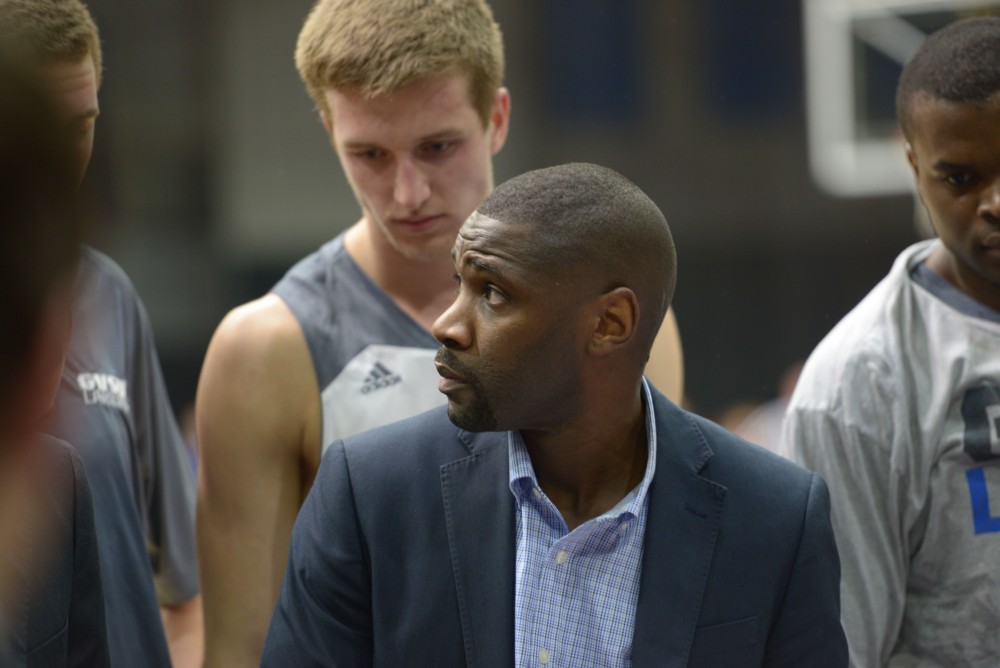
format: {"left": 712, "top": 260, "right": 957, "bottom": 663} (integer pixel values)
{"left": 476, "top": 163, "right": 676, "bottom": 358}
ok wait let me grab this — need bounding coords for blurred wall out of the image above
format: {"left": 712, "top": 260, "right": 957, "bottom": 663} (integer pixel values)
{"left": 84, "top": 0, "right": 918, "bottom": 419}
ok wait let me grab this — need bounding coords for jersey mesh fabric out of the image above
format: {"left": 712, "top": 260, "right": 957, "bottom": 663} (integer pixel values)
{"left": 271, "top": 234, "right": 444, "bottom": 449}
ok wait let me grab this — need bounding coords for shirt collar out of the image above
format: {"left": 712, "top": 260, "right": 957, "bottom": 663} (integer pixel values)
{"left": 508, "top": 378, "right": 658, "bottom": 520}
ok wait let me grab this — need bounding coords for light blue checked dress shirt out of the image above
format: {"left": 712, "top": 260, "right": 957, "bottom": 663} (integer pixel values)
{"left": 510, "top": 380, "right": 657, "bottom": 668}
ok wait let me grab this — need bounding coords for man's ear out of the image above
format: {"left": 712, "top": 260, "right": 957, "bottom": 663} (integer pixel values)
{"left": 905, "top": 141, "right": 919, "bottom": 177}
{"left": 905, "top": 141, "right": 930, "bottom": 209}
{"left": 589, "top": 287, "right": 638, "bottom": 355}
{"left": 488, "top": 87, "right": 511, "bottom": 155}
{"left": 320, "top": 109, "right": 333, "bottom": 137}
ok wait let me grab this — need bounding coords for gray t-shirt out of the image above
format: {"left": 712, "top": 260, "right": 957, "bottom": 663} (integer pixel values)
{"left": 783, "top": 240, "right": 1000, "bottom": 667}
{"left": 47, "top": 248, "right": 198, "bottom": 668}
{"left": 272, "top": 234, "right": 445, "bottom": 452}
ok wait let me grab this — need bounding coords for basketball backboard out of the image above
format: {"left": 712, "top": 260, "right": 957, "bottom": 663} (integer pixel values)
{"left": 804, "top": 0, "right": 1000, "bottom": 197}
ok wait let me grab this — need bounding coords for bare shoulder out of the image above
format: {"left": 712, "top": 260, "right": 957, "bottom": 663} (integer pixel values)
{"left": 197, "top": 294, "right": 319, "bottom": 457}
{"left": 645, "top": 308, "right": 684, "bottom": 403}
{"left": 207, "top": 294, "right": 309, "bottom": 374}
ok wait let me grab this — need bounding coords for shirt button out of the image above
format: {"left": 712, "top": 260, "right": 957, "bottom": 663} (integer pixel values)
{"left": 621, "top": 522, "right": 630, "bottom": 533}
{"left": 539, "top": 648, "right": 551, "bottom": 664}
{"left": 556, "top": 549, "right": 568, "bottom": 565}
{"left": 533, "top": 487, "right": 542, "bottom": 499}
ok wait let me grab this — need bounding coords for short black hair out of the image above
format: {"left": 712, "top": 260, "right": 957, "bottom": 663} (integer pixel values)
{"left": 896, "top": 16, "right": 1000, "bottom": 140}
{"left": 0, "top": 57, "right": 81, "bottom": 408}
{"left": 477, "top": 162, "right": 676, "bottom": 357}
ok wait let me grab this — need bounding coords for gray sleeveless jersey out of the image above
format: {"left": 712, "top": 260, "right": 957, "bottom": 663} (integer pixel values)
{"left": 272, "top": 235, "right": 445, "bottom": 452}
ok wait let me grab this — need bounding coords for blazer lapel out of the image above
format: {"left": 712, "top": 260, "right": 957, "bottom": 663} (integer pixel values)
{"left": 632, "top": 390, "right": 728, "bottom": 668}
{"left": 440, "top": 429, "right": 515, "bottom": 668}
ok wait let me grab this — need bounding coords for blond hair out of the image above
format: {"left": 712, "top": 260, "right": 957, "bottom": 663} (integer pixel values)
{"left": 0, "top": 0, "right": 102, "bottom": 85}
{"left": 295, "top": 0, "right": 504, "bottom": 125}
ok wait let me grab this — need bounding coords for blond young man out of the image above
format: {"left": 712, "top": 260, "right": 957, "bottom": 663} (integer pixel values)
{"left": 0, "top": 2, "right": 203, "bottom": 666}
{"left": 196, "top": 2, "right": 684, "bottom": 664}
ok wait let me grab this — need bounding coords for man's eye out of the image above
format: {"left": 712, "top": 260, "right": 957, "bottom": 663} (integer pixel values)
{"left": 353, "top": 148, "right": 386, "bottom": 161}
{"left": 483, "top": 284, "right": 505, "bottom": 305}
{"left": 420, "top": 141, "right": 456, "bottom": 158}
{"left": 945, "top": 172, "right": 976, "bottom": 187}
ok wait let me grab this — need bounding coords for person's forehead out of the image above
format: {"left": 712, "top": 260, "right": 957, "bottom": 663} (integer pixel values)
{"left": 36, "top": 57, "right": 98, "bottom": 117}
{"left": 908, "top": 92, "right": 1000, "bottom": 153}
{"left": 454, "top": 212, "right": 551, "bottom": 275}
{"left": 325, "top": 72, "right": 477, "bottom": 143}
{"left": 456, "top": 211, "right": 526, "bottom": 251}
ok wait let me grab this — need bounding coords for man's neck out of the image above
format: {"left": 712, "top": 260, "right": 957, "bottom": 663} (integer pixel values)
{"left": 925, "top": 244, "right": 1000, "bottom": 314}
{"left": 523, "top": 391, "right": 647, "bottom": 531}
{"left": 343, "top": 220, "right": 456, "bottom": 332}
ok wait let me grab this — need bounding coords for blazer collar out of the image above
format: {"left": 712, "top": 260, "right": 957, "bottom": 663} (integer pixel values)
{"left": 632, "top": 388, "right": 728, "bottom": 667}
{"left": 439, "top": 388, "right": 727, "bottom": 667}
{"left": 440, "top": 429, "right": 515, "bottom": 668}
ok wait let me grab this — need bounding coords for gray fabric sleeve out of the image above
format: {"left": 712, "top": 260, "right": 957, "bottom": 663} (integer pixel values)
{"left": 783, "top": 366, "right": 909, "bottom": 668}
{"left": 129, "top": 290, "right": 199, "bottom": 606}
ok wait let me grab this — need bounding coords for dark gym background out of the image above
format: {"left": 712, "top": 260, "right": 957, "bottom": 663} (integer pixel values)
{"left": 83, "top": 0, "right": 918, "bottom": 422}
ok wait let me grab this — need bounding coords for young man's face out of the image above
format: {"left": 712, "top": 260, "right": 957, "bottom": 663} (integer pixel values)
{"left": 323, "top": 73, "right": 509, "bottom": 264}
{"left": 38, "top": 56, "right": 99, "bottom": 186}
{"left": 432, "top": 213, "right": 590, "bottom": 433}
{"left": 906, "top": 93, "right": 1000, "bottom": 307}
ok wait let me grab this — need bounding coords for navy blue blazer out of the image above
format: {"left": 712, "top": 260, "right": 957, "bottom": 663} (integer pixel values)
{"left": 263, "top": 386, "right": 847, "bottom": 667}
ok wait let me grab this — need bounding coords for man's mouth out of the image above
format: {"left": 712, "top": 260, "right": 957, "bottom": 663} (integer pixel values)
{"left": 434, "top": 349, "right": 472, "bottom": 393}
{"left": 393, "top": 214, "right": 444, "bottom": 231}
{"left": 434, "top": 349, "right": 465, "bottom": 380}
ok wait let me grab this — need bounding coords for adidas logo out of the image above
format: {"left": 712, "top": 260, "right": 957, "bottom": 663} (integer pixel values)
{"left": 360, "top": 362, "right": 402, "bottom": 394}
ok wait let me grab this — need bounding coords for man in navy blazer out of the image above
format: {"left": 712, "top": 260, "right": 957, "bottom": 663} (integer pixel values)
{"left": 263, "top": 163, "right": 847, "bottom": 667}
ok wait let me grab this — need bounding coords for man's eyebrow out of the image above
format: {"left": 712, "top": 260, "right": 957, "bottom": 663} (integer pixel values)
{"left": 463, "top": 255, "right": 506, "bottom": 280}
{"left": 341, "top": 129, "right": 463, "bottom": 151}
{"left": 416, "top": 128, "right": 464, "bottom": 143}
{"left": 341, "top": 139, "right": 379, "bottom": 150}
{"left": 932, "top": 160, "right": 971, "bottom": 171}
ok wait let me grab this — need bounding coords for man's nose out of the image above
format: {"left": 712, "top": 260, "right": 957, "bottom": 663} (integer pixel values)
{"left": 394, "top": 158, "right": 431, "bottom": 212}
{"left": 979, "top": 177, "right": 1000, "bottom": 222}
{"left": 432, "top": 293, "right": 472, "bottom": 350}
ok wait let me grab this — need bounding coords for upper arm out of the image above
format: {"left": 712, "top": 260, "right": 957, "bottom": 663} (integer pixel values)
{"left": 196, "top": 295, "right": 321, "bottom": 667}
{"left": 261, "top": 441, "right": 373, "bottom": 667}
{"left": 782, "top": 365, "right": 908, "bottom": 667}
{"left": 762, "top": 473, "right": 848, "bottom": 667}
{"left": 644, "top": 308, "right": 684, "bottom": 403}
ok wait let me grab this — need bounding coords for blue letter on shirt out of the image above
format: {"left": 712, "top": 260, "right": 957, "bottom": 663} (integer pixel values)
{"left": 966, "top": 467, "right": 1000, "bottom": 534}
